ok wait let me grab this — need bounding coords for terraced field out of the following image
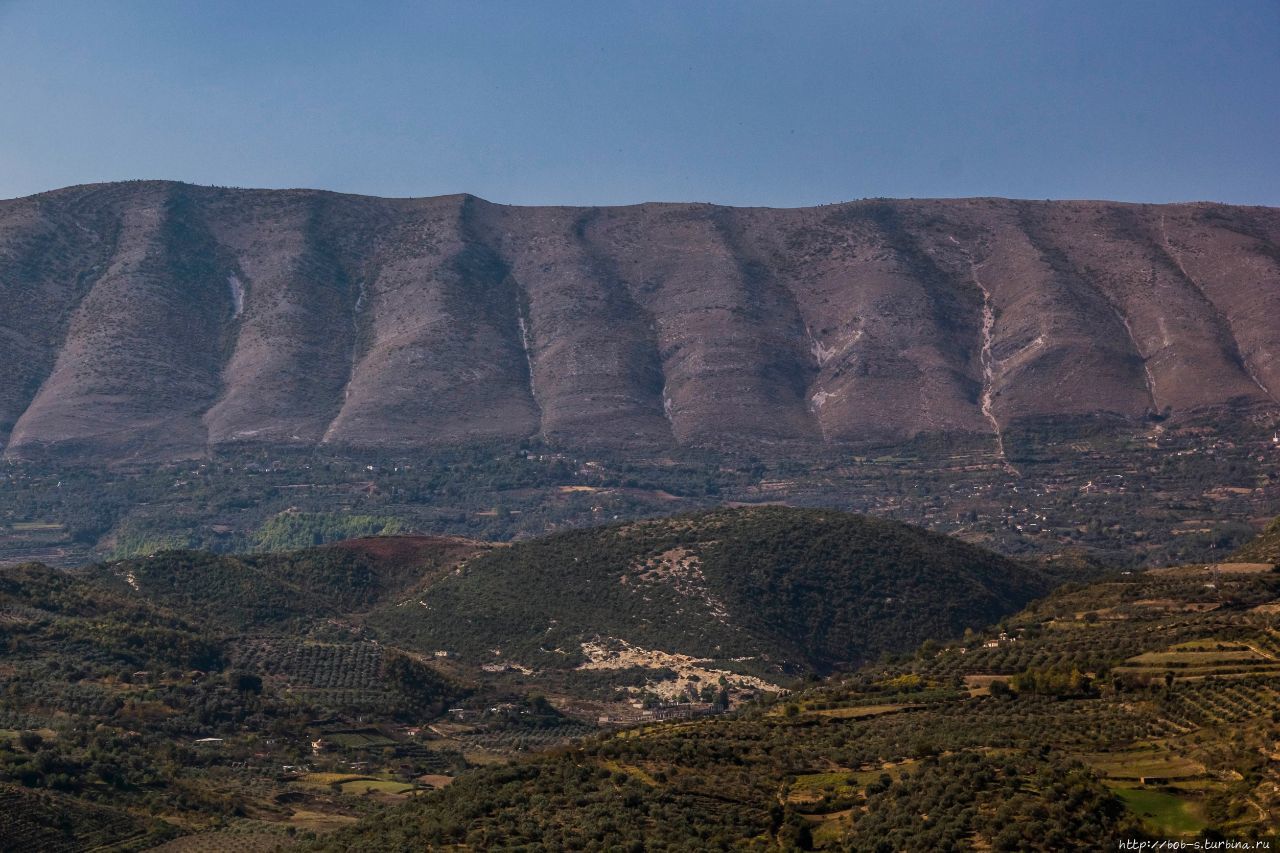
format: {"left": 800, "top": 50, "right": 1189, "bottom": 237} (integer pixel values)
{"left": 1115, "top": 639, "right": 1280, "bottom": 681}
{"left": 233, "top": 638, "right": 387, "bottom": 691}
{"left": 0, "top": 783, "right": 169, "bottom": 851}
{"left": 298, "top": 773, "right": 417, "bottom": 796}
{"left": 309, "top": 553, "right": 1280, "bottom": 849}
{"left": 1082, "top": 747, "right": 1206, "bottom": 782}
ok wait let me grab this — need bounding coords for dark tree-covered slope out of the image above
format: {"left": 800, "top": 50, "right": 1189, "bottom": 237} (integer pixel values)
{"left": 308, "top": 545, "right": 1280, "bottom": 850}
{"left": 86, "top": 534, "right": 485, "bottom": 632}
{"left": 0, "top": 560, "right": 222, "bottom": 673}
{"left": 370, "top": 507, "right": 1050, "bottom": 675}
{"left": 1232, "top": 515, "right": 1280, "bottom": 565}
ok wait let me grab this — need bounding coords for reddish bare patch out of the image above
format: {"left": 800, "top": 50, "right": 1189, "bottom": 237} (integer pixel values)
{"left": 329, "top": 534, "right": 488, "bottom": 564}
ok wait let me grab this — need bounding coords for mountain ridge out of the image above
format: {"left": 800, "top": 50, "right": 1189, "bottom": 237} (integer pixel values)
{"left": 12, "top": 178, "right": 1273, "bottom": 209}
{"left": 3, "top": 181, "right": 1279, "bottom": 461}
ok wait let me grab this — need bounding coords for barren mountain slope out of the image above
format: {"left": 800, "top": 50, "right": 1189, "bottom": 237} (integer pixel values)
{"left": 1, "top": 182, "right": 1277, "bottom": 460}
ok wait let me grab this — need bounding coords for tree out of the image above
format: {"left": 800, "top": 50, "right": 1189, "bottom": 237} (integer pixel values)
{"left": 231, "top": 671, "right": 263, "bottom": 694}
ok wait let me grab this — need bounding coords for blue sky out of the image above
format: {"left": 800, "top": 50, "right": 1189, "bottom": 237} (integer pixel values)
{"left": 1, "top": 1, "right": 1276, "bottom": 206}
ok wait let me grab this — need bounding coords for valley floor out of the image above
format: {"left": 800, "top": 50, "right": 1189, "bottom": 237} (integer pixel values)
{"left": 3, "top": 416, "right": 1279, "bottom": 572}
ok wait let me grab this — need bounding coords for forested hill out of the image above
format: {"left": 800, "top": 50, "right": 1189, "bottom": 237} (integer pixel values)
{"left": 68, "top": 508, "right": 1047, "bottom": 679}
{"left": 307, "top": 536, "right": 1280, "bottom": 850}
{"left": 1232, "top": 515, "right": 1280, "bottom": 566}
{"left": 367, "top": 506, "right": 1051, "bottom": 676}
{"left": 86, "top": 533, "right": 486, "bottom": 632}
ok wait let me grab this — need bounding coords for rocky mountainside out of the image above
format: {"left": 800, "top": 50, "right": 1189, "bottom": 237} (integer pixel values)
{"left": 2, "top": 181, "right": 1278, "bottom": 461}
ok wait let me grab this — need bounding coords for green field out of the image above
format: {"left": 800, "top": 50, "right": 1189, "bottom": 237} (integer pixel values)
{"left": 338, "top": 778, "right": 416, "bottom": 795}
{"left": 806, "top": 703, "right": 918, "bottom": 719}
{"left": 299, "top": 773, "right": 416, "bottom": 796}
{"left": 1115, "top": 787, "right": 1207, "bottom": 836}
{"left": 10, "top": 522, "right": 64, "bottom": 532}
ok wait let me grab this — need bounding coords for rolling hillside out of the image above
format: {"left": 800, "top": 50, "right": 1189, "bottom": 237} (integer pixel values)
{"left": 368, "top": 507, "right": 1050, "bottom": 679}
{"left": 1232, "top": 516, "right": 1280, "bottom": 566}
{"left": 0, "top": 559, "right": 222, "bottom": 674}
{"left": 4, "top": 514, "right": 1280, "bottom": 847}
{"left": 308, "top": 537, "right": 1280, "bottom": 850}
{"left": 0, "top": 553, "right": 467, "bottom": 847}
{"left": 87, "top": 534, "right": 486, "bottom": 632}
{"left": 75, "top": 507, "right": 1047, "bottom": 686}
{"left": 0, "top": 509, "right": 1046, "bottom": 850}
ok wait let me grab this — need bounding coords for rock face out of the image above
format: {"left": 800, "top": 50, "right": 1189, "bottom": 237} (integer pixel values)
{"left": 1, "top": 181, "right": 1278, "bottom": 461}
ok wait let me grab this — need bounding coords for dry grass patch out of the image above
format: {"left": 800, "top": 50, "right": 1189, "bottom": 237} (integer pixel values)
{"left": 1082, "top": 748, "right": 1204, "bottom": 781}
{"left": 806, "top": 704, "right": 920, "bottom": 719}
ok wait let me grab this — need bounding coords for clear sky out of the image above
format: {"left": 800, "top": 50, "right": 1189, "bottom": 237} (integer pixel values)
{"left": 1, "top": 0, "right": 1276, "bottom": 206}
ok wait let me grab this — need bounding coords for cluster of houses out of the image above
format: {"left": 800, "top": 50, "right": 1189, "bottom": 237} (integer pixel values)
{"left": 982, "top": 631, "right": 1017, "bottom": 650}
{"left": 447, "top": 702, "right": 525, "bottom": 722}
{"left": 597, "top": 701, "right": 718, "bottom": 726}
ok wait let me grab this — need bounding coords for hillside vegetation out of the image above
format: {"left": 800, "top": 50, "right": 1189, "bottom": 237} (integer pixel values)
{"left": 3, "top": 513, "right": 1280, "bottom": 847}
{"left": 0, "top": 550, "right": 469, "bottom": 846}
{"left": 88, "top": 534, "right": 485, "bottom": 632}
{"left": 370, "top": 507, "right": 1050, "bottom": 677}
{"left": 1232, "top": 516, "right": 1280, "bottom": 566}
{"left": 311, "top": 540, "right": 1280, "bottom": 849}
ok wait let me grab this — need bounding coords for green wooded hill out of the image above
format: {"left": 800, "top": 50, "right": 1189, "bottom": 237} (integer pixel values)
{"left": 3, "top": 513, "right": 1280, "bottom": 848}
{"left": 0, "top": 560, "right": 222, "bottom": 674}
{"left": 87, "top": 534, "right": 486, "bottom": 632}
{"left": 308, "top": 543, "right": 1280, "bottom": 850}
{"left": 370, "top": 507, "right": 1051, "bottom": 676}
{"left": 0, "top": 552, "right": 468, "bottom": 848}
{"left": 1232, "top": 516, "right": 1280, "bottom": 566}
